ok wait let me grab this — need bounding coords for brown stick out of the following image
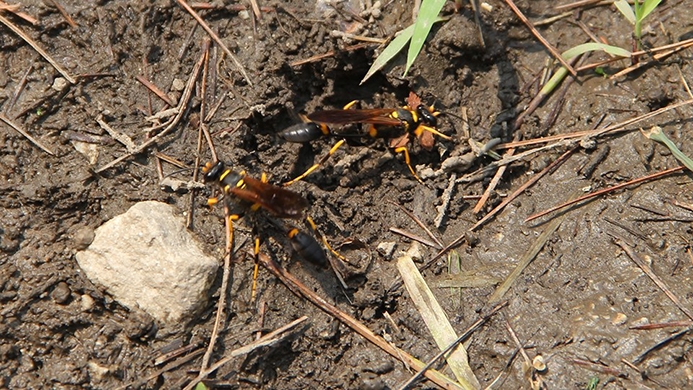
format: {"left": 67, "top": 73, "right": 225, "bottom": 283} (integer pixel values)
{"left": 0, "top": 1, "right": 38, "bottom": 25}
{"left": 0, "top": 114, "right": 54, "bottom": 155}
{"left": 258, "top": 252, "right": 467, "bottom": 390}
{"left": 498, "top": 98, "right": 693, "bottom": 150}
{"left": 135, "top": 75, "right": 176, "bottom": 107}
{"left": 0, "top": 13, "right": 76, "bottom": 83}
{"left": 176, "top": 0, "right": 253, "bottom": 86}
{"left": 470, "top": 147, "right": 576, "bottom": 231}
{"left": 526, "top": 166, "right": 686, "bottom": 222}
{"left": 96, "top": 39, "right": 210, "bottom": 173}
{"left": 47, "top": 0, "right": 77, "bottom": 27}
{"left": 612, "top": 236, "right": 693, "bottom": 321}
{"left": 502, "top": 0, "right": 576, "bottom": 77}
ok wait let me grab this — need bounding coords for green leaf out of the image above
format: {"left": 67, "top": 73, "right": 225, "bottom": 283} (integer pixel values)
{"left": 561, "top": 42, "right": 631, "bottom": 60}
{"left": 404, "top": 0, "right": 447, "bottom": 77}
{"left": 360, "top": 24, "right": 415, "bottom": 85}
{"left": 637, "top": 0, "right": 662, "bottom": 21}
{"left": 614, "top": 0, "right": 636, "bottom": 24}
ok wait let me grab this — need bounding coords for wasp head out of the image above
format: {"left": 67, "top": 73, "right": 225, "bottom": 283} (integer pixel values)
{"left": 202, "top": 161, "right": 225, "bottom": 183}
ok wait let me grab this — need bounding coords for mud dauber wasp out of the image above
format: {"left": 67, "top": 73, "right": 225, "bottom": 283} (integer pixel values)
{"left": 202, "top": 161, "right": 345, "bottom": 296}
{"left": 279, "top": 93, "right": 452, "bottom": 185}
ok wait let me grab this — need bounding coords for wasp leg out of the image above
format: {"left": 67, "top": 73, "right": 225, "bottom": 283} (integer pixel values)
{"left": 283, "top": 139, "right": 347, "bottom": 186}
{"left": 227, "top": 214, "right": 240, "bottom": 243}
{"left": 207, "top": 195, "right": 223, "bottom": 207}
{"left": 251, "top": 235, "right": 261, "bottom": 301}
{"left": 303, "top": 216, "right": 349, "bottom": 289}
{"left": 415, "top": 124, "right": 452, "bottom": 140}
{"left": 304, "top": 216, "right": 345, "bottom": 261}
{"left": 393, "top": 146, "right": 424, "bottom": 184}
{"left": 343, "top": 100, "right": 359, "bottom": 110}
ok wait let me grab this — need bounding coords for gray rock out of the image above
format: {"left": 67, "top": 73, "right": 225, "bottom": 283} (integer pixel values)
{"left": 75, "top": 201, "right": 218, "bottom": 329}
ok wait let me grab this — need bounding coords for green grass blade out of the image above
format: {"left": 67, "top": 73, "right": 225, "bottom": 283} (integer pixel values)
{"left": 562, "top": 42, "right": 631, "bottom": 60}
{"left": 404, "top": 0, "right": 447, "bottom": 77}
{"left": 643, "top": 126, "right": 693, "bottom": 172}
{"left": 360, "top": 24, "right": 415, "bottom": 85}
{"left": 637, "top": 0, "right": 662, "bottom": 21}
{"left": 614, "top": 0, "right": 636, "bottom": 24}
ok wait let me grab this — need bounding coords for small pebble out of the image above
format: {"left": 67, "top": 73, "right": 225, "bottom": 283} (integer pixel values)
{"left": 87, "top": 361, "right": 111, "bottom": 381}
{"left": 612, "top": 312, "right": 628, "bottom": 326}
{"left": 81, "top": 294, "right": 96, "bottom": 311}
{"left": 360, "top": 372, "right": 385, "bottom": 390}
{"left": 377, "top": 241, "right": 396, "bottom": 259}
{"left": 404, "top": 242, "right": 423, "bottom": 263}
{"left": 171, "top": 78, "right": 185, "bottom": 92}
{"left": 371, "top": 360, "right": 394, "bottom": 374}
{"left": 73, "top": 226, "right": 95, "bottom": 250}
{"left": 51, "top": 282, "right": 71, "bottom": 304}
{"left": 51, "top": 77, "right": 68, "bottom": 92}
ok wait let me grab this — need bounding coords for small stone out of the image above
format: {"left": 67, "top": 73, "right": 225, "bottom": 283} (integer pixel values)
{"left": 418, "top": 167, "right": 437, "bottom": 180}
{"left": 360, "top": 372, "right": 386, "bottom": 390}
{"left": 51, "top": 77, "right": 68, "bottom": 92}
{"left": 612, "top": 312, "right": 628, "bottom": 325}
{"left": 87, "top": 361, "right": 111, "bottom": 382}
{"left": 631, "top": 316, "right": 649, "bottom": 327}
{"left": 371, "top": 360, "right": 394, "bottom": 374}
{"left": 71, "top": 141, "right": 99, "bottom": 165}
{"left": 376, "top": 241, "right": 396, "bottom": 259}
{"left": 73, "top": 226, "right": 95, "bottom": 250}
{"left": 81, "top": 294, "right": 95, "bottom": 311}
{"left": 51, "top": 281, "right": 71, "bottom": 304}
{"left": 171, "top": 78, "right": 185, "bottom": 92}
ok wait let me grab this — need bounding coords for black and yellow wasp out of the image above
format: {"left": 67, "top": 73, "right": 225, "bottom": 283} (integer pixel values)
{"left": 202, "top": 161, "right": 337, "bottom": 296}
{"left": 278, "top": 93, "right": 452, "bottom": 185}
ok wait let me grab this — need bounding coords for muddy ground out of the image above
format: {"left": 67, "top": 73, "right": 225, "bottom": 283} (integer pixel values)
{"left": 2, "top": 0, "right": 693, "bottom": 389}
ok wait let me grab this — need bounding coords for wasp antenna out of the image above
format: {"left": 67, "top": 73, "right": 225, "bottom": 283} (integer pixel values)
{"left": 163, "top": 166, "right": 196, "bottom": 179}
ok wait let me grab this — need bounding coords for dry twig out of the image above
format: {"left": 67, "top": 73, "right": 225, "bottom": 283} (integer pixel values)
{"left": 469, "top": 147, "right": 576, "bottom": 231}
{"left": 96, "top": 39, "right": 210, "bottom": 173}
{"left": 526, "top": 166, "right": 686, "bottom": 222}
{"left": 0, "top": 13, "right": 76, "bottom": 83}
{"left": 258, "top": 252, "right": 467, "bottom": 390}
{"left": 0, "top": 114, "right": 54, "bottom": 155}
{"left": 611, "top": 235, "right": 693, "bottom": 321}
{"left": 176, "top": 0, "right": 253, "bottom": 86}
{"left": 502, "top": 0, "right": 576, "bottom": 77}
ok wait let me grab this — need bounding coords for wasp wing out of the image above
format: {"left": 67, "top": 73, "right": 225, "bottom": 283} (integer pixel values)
{"left": 307, "top": 109, "right": 401, "bottom": 126}
{"left": 231, "top": 176, "right": 308, "bottom": 219}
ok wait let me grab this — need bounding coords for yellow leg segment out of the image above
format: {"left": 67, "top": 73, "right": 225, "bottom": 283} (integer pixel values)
{"left": 227, "top": 214, "right": 239, "bottom": 243}
{"left": 306, "top": 216, "right": 346, "bottom": 262}
{"left": 394, "top": 146, "right": 423, "bottom": 184}
{"left": 416, "top": 124, "right": 452, "bottom": 140}
{"left": 251, "top": 236, "right": 261, "bottom": 301}
{"left": 343, "top": 100, "right": 359, "bottom": 110}
{"left": 283, "top": 139, "right": 347, "bottom": 186}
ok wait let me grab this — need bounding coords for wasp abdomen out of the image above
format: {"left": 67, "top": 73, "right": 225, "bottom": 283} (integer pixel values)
{"left": 278, "top": 123, "right": 330, "bottom": 143}
{"left": 288, "top": 228, "right": 328, "bottom": 267}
